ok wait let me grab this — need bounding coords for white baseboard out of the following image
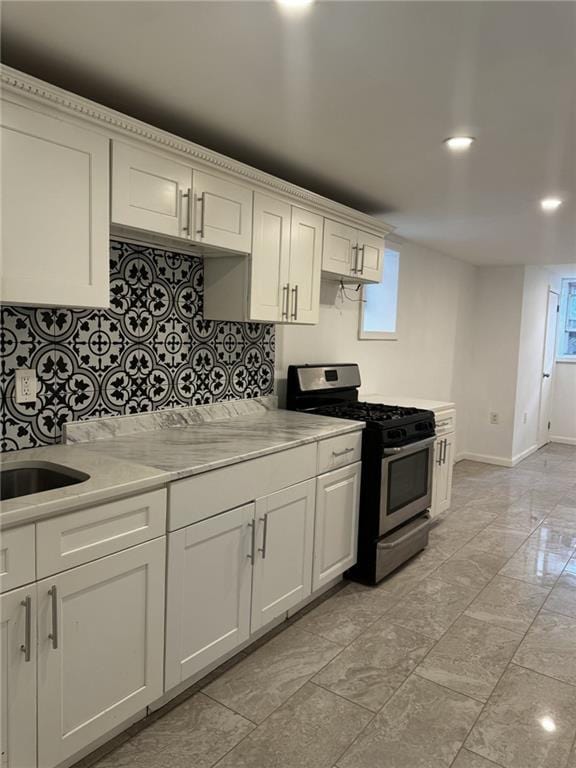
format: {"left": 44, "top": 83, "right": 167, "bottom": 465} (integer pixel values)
{"left": 457, "top": 444, "right": 539, "bottom": 468}
{"left": 551, "top": 435, "right": 576, "bottom": 446}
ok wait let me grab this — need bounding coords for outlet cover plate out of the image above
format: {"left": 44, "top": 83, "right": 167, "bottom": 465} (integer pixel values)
{"left": 15, "top": 368, "right": 38, "bottom": 404}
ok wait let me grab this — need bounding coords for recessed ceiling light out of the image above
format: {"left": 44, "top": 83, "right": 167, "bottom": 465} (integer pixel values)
{"left": 276, "top": 0, "right": 315, "bottom": 9}
{"left": 540, "top": 197, "right": 563, "bottom": 212}
{"left": 444, "top": 136, "right": 475, "bottom": 152}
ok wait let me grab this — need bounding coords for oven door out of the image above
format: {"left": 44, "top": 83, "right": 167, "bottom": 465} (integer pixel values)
{"left": 379, "top": 436, "right": 435, "bottom": 535}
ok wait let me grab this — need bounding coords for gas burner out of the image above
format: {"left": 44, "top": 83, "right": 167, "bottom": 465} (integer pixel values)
{"left": 315, "top": 401, "right": 423, "bottom": 426}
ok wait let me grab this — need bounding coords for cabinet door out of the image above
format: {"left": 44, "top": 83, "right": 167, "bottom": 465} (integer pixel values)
{"left": 251, "top": 480, "right": 315, "bottom": 632}
{"left": 0, "top": 585, "right": 37, "bottom": 768}
{"left": 165, "top": 505, "right": 253, "bottom": 689}
{"left": 313, "top": 463, "right": 361, "bottom": 591}
{"left": 431, "top": 437, "right": 444, "bottom": 518}
{"left": 112, "top": 141, "right": 192, "bottom": 238}
{"left": 436, "top": 435, "right": 455, "bottom": 515}
{"left": 288, "top": 207, "right": 323, "bottom": 324}
{"left": 249, "top": 193, "right": 291, "bottom": 322}
{"left": 322, "top": 219, "right": 356, "bottom": 277}
{"left": 1, "top": 100, "right": 109, "bottom": 308}
{"left": 357, "top": 230, "right": 385, "bottom": 283}
{"left": 194, "top": 170, "right": 253, "bottom": 252}
{"left": 37, "top": 538, "right": 165, "bottom": 768}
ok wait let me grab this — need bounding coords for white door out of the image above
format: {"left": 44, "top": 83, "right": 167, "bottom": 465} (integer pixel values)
{"left": 313, "top": 463, "right": 361, "bottom": 591}
{"left": 251, "top": 480, "right": 315, "bottom": 632}
{"left": 356, "top": 231, "right": 385, "bottom": 283}
{"left": 193, "top": 170, "right": 253, "bottom": 252}
{"left": 249, "top": 193, "right": 291, "bottom": 322}
{"left": 165, "top": 505, "right": 254, "bottom": 689}
{"left": 111, "top": 141, "right": 192, "bottom": 238}
{"left": 0, "top": 585, "right": 37, "bottom": 768}
{"left": 37, "top": 538, "right": 165, "bottom": 768}
{"left": 1, "top": 100, "right": 109, "bottom": 308}
{"left": 538, "top": 289, "right": 561, "bottom": 447}
{"left": 287, "top": 207, "right": 323, "bottom": 324}
{"left": 322, "top": 219, "right": 357, "bottom": 277}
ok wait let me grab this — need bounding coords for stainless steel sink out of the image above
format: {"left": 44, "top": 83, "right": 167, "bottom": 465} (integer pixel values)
{"left": 0, "top": 462, "right": 90, "bottom": 501}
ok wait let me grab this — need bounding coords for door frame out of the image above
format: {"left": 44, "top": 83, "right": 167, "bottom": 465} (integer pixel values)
{"left": 537, "top": 287, "right": 560, "bottom": 448}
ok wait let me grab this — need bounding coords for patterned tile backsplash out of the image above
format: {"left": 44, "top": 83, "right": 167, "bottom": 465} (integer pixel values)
{"left": 0, "top": 241, "right": 275, "bottom": 452}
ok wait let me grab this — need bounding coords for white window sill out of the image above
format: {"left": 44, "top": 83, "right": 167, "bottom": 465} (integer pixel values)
{"left": 556, "top": 358, "right": 576, "bottom": 364}
{"left": 358, "top": 331, "right": 398, "bottom": 341}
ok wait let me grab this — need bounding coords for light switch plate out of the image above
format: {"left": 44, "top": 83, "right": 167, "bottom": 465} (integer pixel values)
{"left": 15, "top": 368, "right": 38, "bottom": 403}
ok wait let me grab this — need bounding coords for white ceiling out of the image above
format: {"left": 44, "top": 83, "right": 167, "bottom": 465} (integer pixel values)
{"left": 2, "top": 1, "right": 575, "bottom": 266}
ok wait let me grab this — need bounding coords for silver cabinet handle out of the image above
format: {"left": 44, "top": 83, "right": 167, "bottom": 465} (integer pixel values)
{"left": 20, "top": 596, "right": 32, "bottom": 662}
{"left": 247, "top": 520, "right": 255, "bottom": 562}
{"left": 436, "top": 441, "right": 443, "bottom": 466}
{"left": 291, "top": 285, "right": 299, "bottom": 321}
{"left": 48, "top": 586, "right": 58, "bottom": 650}
{"left": 442, "top": 438, "right": 448, "bottom": 465}
{"left": 332, "top": 447, "right": 355, "bottom": 457}
{"left": 196, "top": 192, "right": 205, "bottom": 239}
{"left": 358, "top": 245, "right": 365, "bottom": 274}
{"left": 180, "top": 187, "right": 192, "bottom": 236}
{"left": 258, "top": 514, "right": 269, "bottom": 559}
{"left": 351, "top": 244, "right": 359, "bottom": 274}
{"left": 282, "top": 283, "right": 290, "bottom": 321}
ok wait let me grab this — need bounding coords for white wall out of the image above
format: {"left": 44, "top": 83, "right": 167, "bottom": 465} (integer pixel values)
{"left": 551, "top": 363, "right": 576, "bottom": 444}
{"left": 275, "top": 238, "right": 477, "bottom": 453}
{"left": 461, "top": 266, "right": 525, "bottom": 464}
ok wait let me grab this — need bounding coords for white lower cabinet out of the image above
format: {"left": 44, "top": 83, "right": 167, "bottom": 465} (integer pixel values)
{"left": 164, "top": 504, "right": 254, "bottom": 689}
{"left": 0, "top": 585, "right": 37, "bottom": 768}
{"left": 37, "top": 538, "right": 166, "bottom": 768}
{"left": 251, "top": 480, "right": 315, "bottom": 632}
{"left": 432, "top": 433, "right": 455, "bottom": 517}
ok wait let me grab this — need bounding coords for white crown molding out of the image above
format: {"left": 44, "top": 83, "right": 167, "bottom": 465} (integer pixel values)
{"left": 1, "top": 65, "right": 394, "bottom": 237}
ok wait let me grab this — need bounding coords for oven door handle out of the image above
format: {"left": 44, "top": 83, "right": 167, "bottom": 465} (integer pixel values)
{"left": 382, "top": 437, "right": 436, "bottom": 456}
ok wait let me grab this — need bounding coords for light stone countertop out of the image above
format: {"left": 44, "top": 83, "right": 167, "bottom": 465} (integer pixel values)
{"left": 360, "top": 393, "right": 455, "bottom": 413}
{"left": 1, "top": 409, "right": 363, "bottom": 529}
{"left": 0, "top": 444, "right": 169, "bottom": 529}
{"left": 78, "top": 409, "right": 364, "bottom": 477}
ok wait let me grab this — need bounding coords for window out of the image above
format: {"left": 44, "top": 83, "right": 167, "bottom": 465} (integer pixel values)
{"left": 557, "top": 278, "right": 576, "bottom": 361}
{"left": 358, "top": 247, "right": 400, "bottom": 340}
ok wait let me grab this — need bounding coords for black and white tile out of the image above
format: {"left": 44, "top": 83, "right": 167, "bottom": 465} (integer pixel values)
{"left": 0, "top": 241, "right": 275, "bottom": 452}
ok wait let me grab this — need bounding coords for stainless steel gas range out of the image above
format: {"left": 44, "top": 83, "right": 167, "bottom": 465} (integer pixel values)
{"left": 287, "top": 363, "right": 436, "bottom": 584}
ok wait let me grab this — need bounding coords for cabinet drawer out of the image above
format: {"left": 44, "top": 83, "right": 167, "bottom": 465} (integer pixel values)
{"left": 435, "top": 410, "right": 456, "bottom": 436}
{"left": 169, "top": 443, "right": 317, "bottom": 531}
{"left": 317, "top": 431, "right": 363, "bottom": 474}
{"left": 36, "top": 489, "right": 167, "bottom": 578}
{"left": 0, "top": 524, "right": 35, "bottom": 593}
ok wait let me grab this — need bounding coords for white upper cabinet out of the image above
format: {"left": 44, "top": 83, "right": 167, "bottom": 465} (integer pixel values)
{"left": 193, "top": 171, "right": 253, "bottom": 253}
{"left": 111, "top": 142, "right": 192, "bottom": 238}
{"left": 322, "top": 218, "right": 385, "bottom": 284}
{"left": 249, "top": 193, "right": 291, "bottom": 322}
{"left": 1, "top": 100, "right": 109, "bottom": 308}
{"left": 287, "top": 207, "right": 323, "bottom": 324}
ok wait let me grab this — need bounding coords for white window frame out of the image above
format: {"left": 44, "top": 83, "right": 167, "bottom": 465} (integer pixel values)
{"left": 358, "top": 246, "right": 400, "bottom": 341}
{"left": 556, "top": 277, "right": 576, "bottom": 363}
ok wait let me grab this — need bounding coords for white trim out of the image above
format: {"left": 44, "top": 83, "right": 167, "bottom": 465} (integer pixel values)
{"left": 512, "top": 444, "right": 539, "bottom": 465}
{"left": 457, "top": 445, "right": 538, "bottom": 468}
{"left": 358, "top": 329, "right": 399, "bottom": 341}
{"left": 1, "top": 65, "right": 393, "bottom": 239}
{"left": 556, "top": 358, "right": 576, "bottom": 364}
{"left": 551, "top": 436, "right": 576, "bottom": 446}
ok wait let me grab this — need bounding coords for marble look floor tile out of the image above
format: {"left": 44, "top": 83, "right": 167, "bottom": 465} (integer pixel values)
{"left": 465, "top": 665, "right": 576, "bottom": 768}
{"left": 513, "top": 612, "right": 576, "bottom": 686}
{"left": 470, "top": 526, "right": 530, "bottom": 558}
{"left": 543, "top": 507, "right": 576, "bottom": 533}
{"left": 493, "top": 508, "right": 547, "bottom": 534}
{"left": 203, "top": 625, "right": 341, "bottom": 723}
{"left": 544, "top": 562, "right": 576, "bottom": 618}
{"left": 337, "top": 675, "right": 482, "bottom": 768}
{"left": 499, "top": 543, "right": 572, "bottom": 588}
{"left": 415, "top": 615, "right": 522, "bottom": 702}
{"left": 385, "top": 577, "right": 480, "bottom": 640}
{"left": 465, "top": 576, "right": 549, "bottom": 634}
{"left": 433, "top": 545, "right": 508, "bottom": 590}
{"left": 313, "top": 618, "right": 435, "bottom": 711}
{"left": 215, "top": 683, "right": 372, "bottom": 768}
{"left": 92, "top": 694, "right": 254, "bottom": 768}
{"left": 452, "top": 750, "right": 505, "bottom": 768}
{"left": 527, "top": 523, "right": 576, "bottom": 551}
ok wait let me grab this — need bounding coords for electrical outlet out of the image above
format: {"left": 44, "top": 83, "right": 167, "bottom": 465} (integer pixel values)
{"left": 15, "top": 368, "right": 38, "bottom": 404}
{"left": 490, "top": 411, "right": 499, "bottom": 425}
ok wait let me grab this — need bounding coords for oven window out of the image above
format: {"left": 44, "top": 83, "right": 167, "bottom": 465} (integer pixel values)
{"left": 387, "top": 449, "right": 430, "bottom": 514}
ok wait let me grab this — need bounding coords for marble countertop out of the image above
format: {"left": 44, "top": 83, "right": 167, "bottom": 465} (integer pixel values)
{"left": 1, "top": 408, "right": 363, "bottom": 528}
{"left": 360, "top": 393, "right": 455, "bottom": 413}
{"left": 78, "top": 410, "right": 364, "bottom": 478}
{"left": 0, "top": 444, "right": 168, "bottom": 529}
